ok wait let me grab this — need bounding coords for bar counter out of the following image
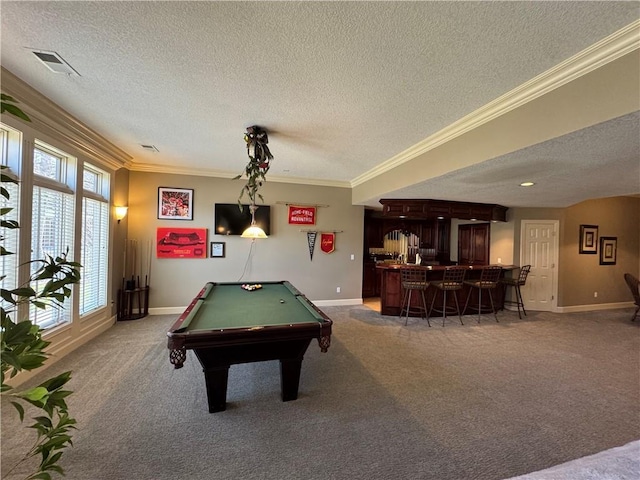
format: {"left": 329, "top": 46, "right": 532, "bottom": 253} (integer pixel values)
{"left": 376, "top": 263, "right": 518, "bottom": 317}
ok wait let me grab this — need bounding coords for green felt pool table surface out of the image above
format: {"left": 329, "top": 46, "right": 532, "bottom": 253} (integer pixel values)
{"left": 183, "top": 281, "right": 325, "bottom": 331}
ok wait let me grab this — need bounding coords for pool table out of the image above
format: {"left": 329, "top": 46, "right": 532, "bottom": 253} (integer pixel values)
{"left": 167, "top": 281, "right": 332, "bottom": 412}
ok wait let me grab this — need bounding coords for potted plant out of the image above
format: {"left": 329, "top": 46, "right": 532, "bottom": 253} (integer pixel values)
{"left": 1, "top": 94, "right": 81, "bottom": 479}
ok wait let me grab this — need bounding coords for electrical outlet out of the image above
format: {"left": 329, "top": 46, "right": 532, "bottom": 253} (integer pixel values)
{"left": 336, "top": 287, "right": 341, "bottom": 293}
{"left": 350, "top": 254, "right": 355, "bottom": 260}
{"left": 594, "top": 291, "right": 598, "bottom": 298}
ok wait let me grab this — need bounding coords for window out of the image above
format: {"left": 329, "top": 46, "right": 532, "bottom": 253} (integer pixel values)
{"left": 80, "top": 164, "right": 110, "bottom": 315}
{"left": 0, "top": 125, "right": 21, "bottom": 311}
{"left": 31, "top": 144, "right": 75, "bottom": 328}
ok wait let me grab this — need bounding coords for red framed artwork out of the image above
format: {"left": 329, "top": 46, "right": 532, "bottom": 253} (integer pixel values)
{"left": 156, "top": 228, "right": 207, "bottom": 258}
{"left": 288, "top": 205, "right": 316, "bottom": 225}
{"left": 158, "top": 187, "right": 194, "bottom": 220}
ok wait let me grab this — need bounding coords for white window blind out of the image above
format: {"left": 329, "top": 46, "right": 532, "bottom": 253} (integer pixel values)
{"left": 30, "top": 186, "right": 75, "bottom": 328}
{"left": 1, "top": 127, "right": 20, "bottom": 312}
{"left": 31, "top": 144, "right": 76, "bottom": 329}
{"left": 80, "top": 197, "right": 108, "bottom": 314}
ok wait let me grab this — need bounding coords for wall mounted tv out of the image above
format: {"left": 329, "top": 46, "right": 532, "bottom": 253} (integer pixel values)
{"left": 214, "top": 203, "right": 271, "bottom": 236}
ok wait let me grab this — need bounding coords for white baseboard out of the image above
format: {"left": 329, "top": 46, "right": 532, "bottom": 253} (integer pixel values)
{"left": 312, "top": 298, "right": 363, "bottom": 307}
{"left": 149, "top": 306, "right": 186, "bottom": 316}
{"left": 154, "top": 300, "right": 631, "bottom": 316}
{"left": 556, "top": 301, "right": 633, "bottom": 313}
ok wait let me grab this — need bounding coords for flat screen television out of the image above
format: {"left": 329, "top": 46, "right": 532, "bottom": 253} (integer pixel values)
{"left": 214, "top": 203, "right": 271, "bottom": 236}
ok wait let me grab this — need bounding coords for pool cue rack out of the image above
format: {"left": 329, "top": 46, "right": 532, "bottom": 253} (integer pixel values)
{"left": 117, "top": 275, "right": 149, "bottom": 321}
{"left": 117, "top": 238, "right": 152, "bottom": 321}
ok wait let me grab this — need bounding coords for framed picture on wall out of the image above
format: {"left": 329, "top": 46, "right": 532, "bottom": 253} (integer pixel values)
{"left": 579, "top": 224, "right": 598, "bottom": 254}
{"left": 158, "top": 187, "right": 194, "bottom": 220}
{"left": 156, "top": 227, "right": 207, "bottom": 258}
{"left": 210, "top": 242, "right": 225, "bottom": 258}
{"left": 599, "top": 237, "right": 617, "bottom": 265}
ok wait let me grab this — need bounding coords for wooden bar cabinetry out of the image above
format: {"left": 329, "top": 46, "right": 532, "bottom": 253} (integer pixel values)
{"left": 376, "top": 264, "right": 516, "bottom": 316}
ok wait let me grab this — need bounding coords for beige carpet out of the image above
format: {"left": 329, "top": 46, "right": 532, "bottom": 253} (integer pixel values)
{"left": 2, "top": 306, "right": 639, "bottom": 480}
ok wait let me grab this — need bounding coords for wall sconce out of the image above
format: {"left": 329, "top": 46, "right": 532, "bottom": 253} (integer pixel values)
{"left": 115, "top": 206, "right": 128, "bottom": 224}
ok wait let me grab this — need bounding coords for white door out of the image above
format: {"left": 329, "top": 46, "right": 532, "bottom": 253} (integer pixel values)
{"left": 521, "top": 221, "right": 558, "bottom": 312}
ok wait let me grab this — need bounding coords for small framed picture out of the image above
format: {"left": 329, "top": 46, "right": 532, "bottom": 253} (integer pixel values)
{"left": 210, "top": 241, "right": 225, "bottom": 258}
{"left": 579, "top": 224, "right": 598, "bottom": 254}
{"left": 158, "top": 187, "right": 194, "bottom": 220}
{"left": 599, "top": 237, "right": 617, "bottom": 265}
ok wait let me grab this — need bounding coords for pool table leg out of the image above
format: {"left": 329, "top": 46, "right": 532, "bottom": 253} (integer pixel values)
{"left": 280, "top": 358, "right": 303, "bottom": 402}
{"left": 203, "top": 366, "right": 230, "bottom": 412}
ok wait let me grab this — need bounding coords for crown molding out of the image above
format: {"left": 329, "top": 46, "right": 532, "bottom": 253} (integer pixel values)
{"left": 128, "top": 162, "right": 351, "bottom": 189}
{"left": 351, "top": 19, "right": 640, "bottom": 187}
{"left": 1, "top": 67, "right": 132, "bottom": 170}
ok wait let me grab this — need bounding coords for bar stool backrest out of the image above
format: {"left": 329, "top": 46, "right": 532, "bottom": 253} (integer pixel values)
{"left": 479, "top": 265, "right": 502, "bottom": 288}
{"left": 516, "top": 265, "right": 531, "bottom": 285}
{"left": 401, "top": 268, "right": 428, "bottom": 289}
{"left": 441, "top": 266, "right": 466, "bottom": 288}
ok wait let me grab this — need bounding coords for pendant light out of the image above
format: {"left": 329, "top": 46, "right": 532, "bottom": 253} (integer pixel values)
{"left": 241, "top": 205, "right": 268, "bottom": 238}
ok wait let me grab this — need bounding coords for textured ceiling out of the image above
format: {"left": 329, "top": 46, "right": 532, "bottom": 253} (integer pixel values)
{"left": 1, "top": 1, "right": 639, "bottom": 209}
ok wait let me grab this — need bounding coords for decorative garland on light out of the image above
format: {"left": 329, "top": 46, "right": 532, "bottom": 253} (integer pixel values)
{"left": 234, "top": 125, "right": 273, "bottom": 207}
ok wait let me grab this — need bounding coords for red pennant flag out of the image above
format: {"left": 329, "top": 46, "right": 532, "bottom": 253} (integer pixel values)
{"left": 320, "top": 232, "right": 335, "bottom": 254}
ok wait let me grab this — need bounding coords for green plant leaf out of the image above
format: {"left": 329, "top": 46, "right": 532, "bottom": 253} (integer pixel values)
{"left": 1, "top": 103, "right": 31, "bottom": 121}
{"left": 26, "top": 474, "right": 52, "bottom": 480}
{"left": 39, "top": 371, "right": 72, "bottom": 391}
{"left": 9, "top": 287, "right": 37, "bottom": 298}
{"left": 19, "top": 386, "right": 49, "bottom": 402}
{"left": 10, "top": 400, "right": 25, "bottom": 421}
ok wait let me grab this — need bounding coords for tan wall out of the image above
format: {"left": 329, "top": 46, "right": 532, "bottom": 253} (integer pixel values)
{"left": 126, "top": 171, "right": 364, "bottom": 308}
{"left": 111, "top": 167, "right": 130, "bottom": 316}
{"left": 511, "top": 197, "right": 640, "bottom": 308}
{"left": 561, "top": 196, "right": 640, "bottom": 306}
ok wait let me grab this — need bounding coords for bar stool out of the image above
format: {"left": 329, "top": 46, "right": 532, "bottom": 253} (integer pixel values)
{"left": 501, "top": 265, "right": 531, "bottom": 319}
{"left": 464, "top": 266, "right": 502, "bottom": 323}
{"left": 399, "top": 268, "right": 430, "bottom": 326}
{"left": 427, "top": 266, "right": 467, "bottom": 326}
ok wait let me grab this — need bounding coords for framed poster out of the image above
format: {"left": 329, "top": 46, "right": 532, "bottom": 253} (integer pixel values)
{"left": 158, "top": 187, "right": 194, "bottom": 220}
{"left": 210, "top": 242, "right": 225, "bottom": 258}
{"left": 156, "top": 228, "right": 207, "bottom": 258}
{"left": 579, "top": 224, "right": 598, "bottom": 254}
{"left": 599, "top": 237, "right": 617, "bottom": 265}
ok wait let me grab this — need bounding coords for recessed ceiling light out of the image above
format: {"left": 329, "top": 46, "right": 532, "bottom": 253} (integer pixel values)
{"left": 520, "top": 181, "right": 535, "bottom": 187}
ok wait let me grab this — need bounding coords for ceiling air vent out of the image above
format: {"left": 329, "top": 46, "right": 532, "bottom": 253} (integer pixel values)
{"left": 30, "top": 49, "right": 80, "bottom": 76}
{"left": 141, "top": 145, "right": 159, "bottom": 153}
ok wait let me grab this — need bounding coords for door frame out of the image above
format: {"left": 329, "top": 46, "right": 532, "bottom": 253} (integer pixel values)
{"left": 520, "top": 220, "right": 559, "bottom": 312}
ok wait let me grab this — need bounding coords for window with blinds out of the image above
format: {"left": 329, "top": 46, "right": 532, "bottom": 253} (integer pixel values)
{"left": 0, "top": 126, "right": 20, "bottom": 311}
{"left": 31, "top": 145, "right": 75, "bottom": 329}
{"left": 80, "top": 164, "right": 110, "bottom": 315}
